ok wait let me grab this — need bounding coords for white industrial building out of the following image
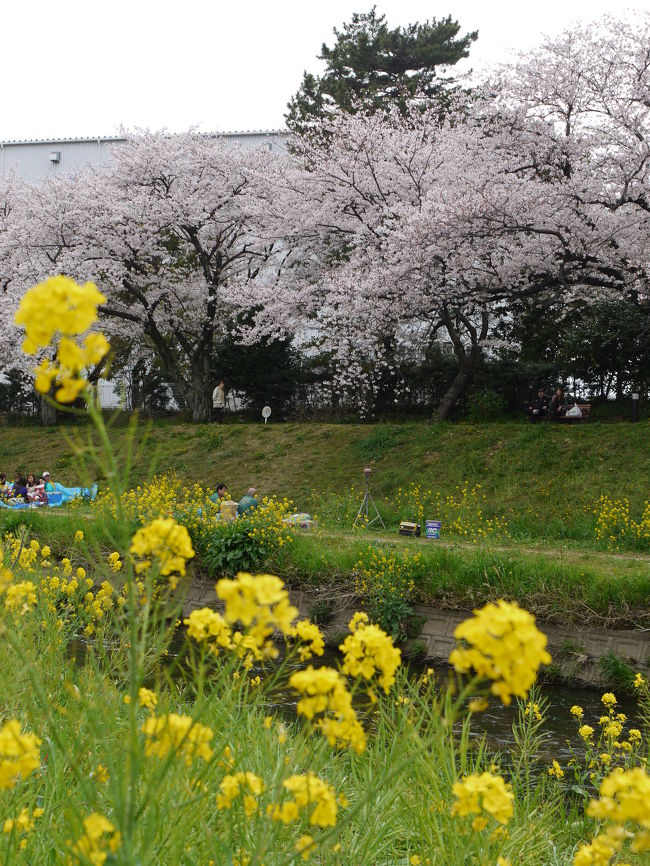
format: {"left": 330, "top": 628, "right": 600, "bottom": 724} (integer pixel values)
{"left": 0, "top": 130, "right": 287, "bottom": 182}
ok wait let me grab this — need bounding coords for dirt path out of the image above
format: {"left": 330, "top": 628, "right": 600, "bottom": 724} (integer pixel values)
{"left": 319, "top": 528, "right": 650, "bottom": 567}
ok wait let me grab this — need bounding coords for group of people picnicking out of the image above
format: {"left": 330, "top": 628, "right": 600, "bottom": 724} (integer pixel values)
{"left": 525, "top": 386, "right": 572, "bottom": 422}
{"left": 209, "top": 483, "right": 259, "bottom": 519}
{"left": 1, "top": 471, "right": 258, "bottom": 514}
{"left": 0, "top": 471, "right": 56, "bottom": 505}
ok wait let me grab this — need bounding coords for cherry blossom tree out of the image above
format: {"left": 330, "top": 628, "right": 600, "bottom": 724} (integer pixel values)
{"left": 249, "top": 13, "right": 650, "bottom": 418}
{"left": 2, "top": 15, "right": 648, "bottom": 422}
{"left": 0, "top": 132, "right": 287, "bottom": 421}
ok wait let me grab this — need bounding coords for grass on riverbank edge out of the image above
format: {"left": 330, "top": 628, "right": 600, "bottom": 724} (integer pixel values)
{"left": 1, "top": 419, "right": 649, "bottom": 548}
{"left": 3, "top": 510, "right": 649, "bottom": 628}
{"left": 272, "top": 532, "right": 650, "bottom": 628}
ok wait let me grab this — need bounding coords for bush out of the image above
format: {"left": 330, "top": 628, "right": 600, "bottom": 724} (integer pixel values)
{"left": 353, "top": 545, "right": 419, "bottom": 641}
{"left": 199, "top": 499, "right": 295, "bottom": 577}
{"left": 465, "top": 388, "right": 507, "bottom": 422}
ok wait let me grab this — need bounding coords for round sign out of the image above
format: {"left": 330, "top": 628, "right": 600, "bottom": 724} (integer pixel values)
{"left": 262, "top": 405, "right": 272, "bottom": 420}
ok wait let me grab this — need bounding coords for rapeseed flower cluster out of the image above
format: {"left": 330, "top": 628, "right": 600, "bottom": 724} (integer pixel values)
{"left": 269, "top": 773, "right": 339, "bottom": 828}
{"left": 593, "top": 495, "right": 650, "bottom": 551}
{"left": 395, "top": 482, "right": 510, "bottom": 542}
{"left": 70, "top": 813, "right": 122, "bottom": 866}
{"left": 184, "top": 607, "right": 233, "bottom": 656}
{"left": 289, "top": 666, "right": 367, "bottom": 753}
{"left": 141, "top": 713, "right": 214, "bottom": 765}
{"left": 574, "top": 767, "right": 650, "bottom": 864}
{"left": 524, "top": 701, "right": 543, "bottom": 722}
{"left": 107, "top": 551, "right": 123, "bottom": 572}
{"left": 216, "top": 572, "right": 298, "bottom": 662}
{"left": 451, "top": 772, "right": 514, "bottom": 831}
{"left": 138, "top": 687, "right": 157, "bottom": 712}
{"left": 93, "top": 474, "right": 295, "bottom": 577}
{"left": 14, "top": 276, "right": 110, "bottom": 403}
{"left": 449, "top": 600, "right": 551, "bottom": 704}
{"left": 339, "top": 616, "right": 401, "bottom": 693}
{"left": 0, "top": 720, "right": 41, "bottom": 789}
{"left": 566, "top": 692, "right": 646, "bottom": 788}
{"left": 130, "top": 518, "right": 195, "bottom": 584}
{"left": 354, "top": 546, "right": 417, "bottom": 604}
{"left": 216, "top": 772, "right": 265, "bottom": 815}
{"left": 246, "top": 496, "right": 295, "bottom": 553}
{"left": 4, "top": 580, "right": 37, "bottom": 615}
{"left": 3, "top": 806, "right": 44, "bottom": 848}
{"left": 289, "top": 619, "right": 325, "bottom": 661}
{"left": 1, "top": 532, "right": 128, "bottom": 638}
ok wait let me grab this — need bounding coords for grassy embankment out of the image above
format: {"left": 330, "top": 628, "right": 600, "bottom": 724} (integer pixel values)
{"left": 1, "top": 419, "right": 649, "bottom": 623}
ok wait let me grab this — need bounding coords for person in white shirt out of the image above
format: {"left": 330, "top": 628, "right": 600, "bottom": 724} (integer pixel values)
{"left": 212, "top": 380, "right": 226, "bottom": 423}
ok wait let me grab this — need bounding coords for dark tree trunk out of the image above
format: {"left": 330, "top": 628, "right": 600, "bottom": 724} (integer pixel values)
{"left": 434, "top": 306, "right": 490, "bottom": 422}
{"left": 40, "top": 395, "right": 56, "bottom": 426}
{"left": 436, "top": 365, "right": 472, "bottom": 421}
{"left": 190, "top": 351, "right": 213, "bottom": 423}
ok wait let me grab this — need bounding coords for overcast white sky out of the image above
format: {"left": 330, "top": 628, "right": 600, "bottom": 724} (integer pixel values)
{"left": 1, "top": 0, "right": 648, "bottom": 141}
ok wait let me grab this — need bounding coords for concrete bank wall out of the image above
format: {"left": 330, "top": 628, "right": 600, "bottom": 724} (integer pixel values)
{"left": 183, "top": 581, "right": 650, "bottom": 689}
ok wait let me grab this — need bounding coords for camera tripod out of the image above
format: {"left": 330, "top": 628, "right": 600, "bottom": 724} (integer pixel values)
{"left": 353, "top": 476, "right": 386, "bottom": 529}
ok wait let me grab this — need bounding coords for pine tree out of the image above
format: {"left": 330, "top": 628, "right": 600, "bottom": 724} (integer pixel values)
{"left": 286, "top": 7, "right": 477, "bottom": 133}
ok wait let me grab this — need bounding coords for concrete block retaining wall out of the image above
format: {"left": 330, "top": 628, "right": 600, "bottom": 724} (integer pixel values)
{"left": 182, "top": 581, "right": 650, "bottom": 689}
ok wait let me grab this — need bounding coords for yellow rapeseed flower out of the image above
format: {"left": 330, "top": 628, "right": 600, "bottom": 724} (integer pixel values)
{"left": 141, "top": 714, "right": 213, "bottom": 765}
{"left": 339, "top": 621, "right": 401, "bottom": 693}
{"left": 184, "top": 608, "right": 232, "bottom": 656}
{"left": 0, "top": 720, "right": 41, "bottom": 789}
{"left": 270, "top": 773, "right": 338, "bottom": 828}
{"left": 449, "top": 600, "right": 551, "bottom": 705}
{"left": 451, "top": 772, "right": 514, "bottom": 828}
{"left": 138, "top": 687, "right": 157, "bottom": 711}
{"left": 70, "top": 813, "right": 121, "bottom": 865}
{"left": 130, "top": 518, "right": 194, "bottom": 579}
{"left": 15, "top": 276, "right": 106, "bottom": 353}
{"left": 289, "top": 665, "right": 366, "bottom": 753}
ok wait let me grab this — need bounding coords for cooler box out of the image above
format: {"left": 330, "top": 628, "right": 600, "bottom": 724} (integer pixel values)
{"left": 399, "top": 521, "right": 421, "bottom": 537}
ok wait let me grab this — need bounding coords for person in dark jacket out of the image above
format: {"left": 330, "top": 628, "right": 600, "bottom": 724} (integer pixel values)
{"left": 525, "top": 387, "right": 548, "bottom": 422}
{"left": 14, "top": 475, "right": 29, "bottom": 501}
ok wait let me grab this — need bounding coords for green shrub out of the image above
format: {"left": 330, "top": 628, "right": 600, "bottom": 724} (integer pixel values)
{"left": 465, "top": 388, "right": 507, "bottom": 422}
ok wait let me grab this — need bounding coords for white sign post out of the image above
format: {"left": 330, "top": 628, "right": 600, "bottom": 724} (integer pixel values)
{"left": 262, "top": 405, "right": 272, "bottom": 424}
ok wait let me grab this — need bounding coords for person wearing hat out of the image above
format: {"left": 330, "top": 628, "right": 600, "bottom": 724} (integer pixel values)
{"left": 42, "top": 472, "right": 55, "bottom": 492}
{"left": 525, "top": 388, "right": 548, "bottom": 423}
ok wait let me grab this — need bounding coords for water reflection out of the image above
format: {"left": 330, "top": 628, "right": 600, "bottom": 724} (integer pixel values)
{"left": 266, "top": 652, "right": 639, "bottom": 760}
{"left": 68, "top": 638, "right": 639, "bottom": 759}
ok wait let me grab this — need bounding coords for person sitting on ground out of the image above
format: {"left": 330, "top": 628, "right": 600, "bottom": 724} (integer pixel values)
{"left": 29, "top": 478, "right": 47, "bottom": 503}
{"left": 25, "top": 474, "right": 38, "bottom": 497}
{"left": 237, "top": 487, "right": 259, "bottom": 517}
{"left": 549, "top": 386, "right": 568, "bottom": 420}
{"left": 525, "top": 387, "right": 548, "bottom": 422}
{"left": 42, "top": 471, "right": 55, "bottom": 492}
{"left": 13, "top": 475, "right": 28, "bottom": 502}
{"left": 209, "top": 482, "right": 228, "bottom": 505}
{"left": 0, "top": 474, "right": 10, "bottom": 497}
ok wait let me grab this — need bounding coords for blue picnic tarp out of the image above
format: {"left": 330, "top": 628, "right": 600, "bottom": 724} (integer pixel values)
{"left": 0, "top": 483, "right": 97, "bottom": 510}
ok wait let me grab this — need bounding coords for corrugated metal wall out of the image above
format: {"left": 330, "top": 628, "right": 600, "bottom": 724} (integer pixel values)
{"left": 0, "top": 138, "right": 123, "bottom": 181}
{"left": 0, "top": 132, "right": 287, "bottom": 181}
